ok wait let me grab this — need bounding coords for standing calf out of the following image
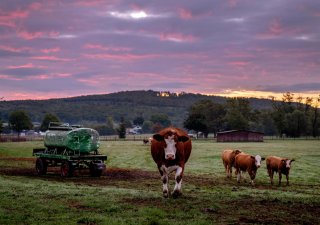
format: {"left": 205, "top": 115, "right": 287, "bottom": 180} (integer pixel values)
{"left": 266, "top": 156, "right": 295, "bottom": 186}
{"left": 221, "top": 149, "right": 242, "bottom": 178}
{"left": 234, "top": 153, "right": 265, "bottom": 186}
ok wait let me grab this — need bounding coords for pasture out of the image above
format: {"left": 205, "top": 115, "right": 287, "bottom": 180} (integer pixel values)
{"left": 0, "top": 139, "right": 319, "bottom": 225}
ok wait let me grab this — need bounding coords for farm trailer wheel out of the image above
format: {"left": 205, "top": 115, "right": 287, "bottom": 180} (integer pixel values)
{"left": 60, "top": 161, "right": 74, "bottom": 177}
{"left": 89, "top": 161, "right": 106, "bottom": 177}
{"left": 35, "top": 158, "right": 47, "bottom": 175}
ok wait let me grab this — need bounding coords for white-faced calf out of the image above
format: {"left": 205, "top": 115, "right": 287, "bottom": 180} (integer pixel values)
{"left": 234, "top": 153, "right": 265, "bottom": 186}
{"left": 266, "top": 156, "right": 295, "bottom": 186}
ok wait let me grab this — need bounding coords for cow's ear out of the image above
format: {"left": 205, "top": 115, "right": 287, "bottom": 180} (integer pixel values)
{"left": 235, "top": 149, "right": 242, "bottom": 154}
{"left": 178, "top": 135, "right": 189, "bottom": 142}
{"left": 281, "top": 159, "right": 286, "bottom": 163}
{"left": 261, "top": 157, "right": 265, "bottom": 161}
{"left": 153, "top": 134, "right": 164, "bottom": 142}
{"left": 250, "top": 156, "right": 255, "bottom": 159}
{"left": 291, "top": 159, "right": 295, "bottom": 162}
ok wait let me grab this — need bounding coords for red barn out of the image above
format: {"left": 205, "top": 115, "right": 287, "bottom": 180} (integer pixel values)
{"left": 217, "top": 130, "right": 264, "bottom": 142}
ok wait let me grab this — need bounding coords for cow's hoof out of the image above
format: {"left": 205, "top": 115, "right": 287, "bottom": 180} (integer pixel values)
{"left": 171, "top": 190, "right": 182, "bottom": 199}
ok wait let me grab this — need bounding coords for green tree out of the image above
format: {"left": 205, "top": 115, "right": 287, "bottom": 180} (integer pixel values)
{"left": 150, "top": 114, "right": 171, "bottom": 128}
{"left": 117, "top": 117, "right": 126, "bottom": 139}
{"left": 270, "top": 93, "right": 318, "bottom": 137}
{"left": 0, "top": 119, "right": 3, "bottom": 137}
{"left": 183, "top": 113, "right": 208, "bottom": 137}
{"left": 224, "top": 98, "right": 250, "bottom": 130}
{"left": 133, "top": 116, "right": 144, "bottom": 126}
{"left": 40, "top": 113, "right": 60, "bottom": 131}
{"left": 9, "top": 110, "right": 33, "bottom": 136}
{"left": 284, "top": 110, "right": 306, "bottom": 137}
{"left": 310, "top": 95, "right": 320, "bottom": 137}
{"left": 142, "top": 120, "right": 153, "bottom": 133}
{"left": 152, "top": 123, "right": 164, "bottom": 133}
{"left": 185, "top": 99, "right": 226, "bottom": 137}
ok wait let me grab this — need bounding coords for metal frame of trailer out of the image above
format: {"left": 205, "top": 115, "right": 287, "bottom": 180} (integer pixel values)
{"left": 33, "top": 148, "right": 107, "bottom": 177}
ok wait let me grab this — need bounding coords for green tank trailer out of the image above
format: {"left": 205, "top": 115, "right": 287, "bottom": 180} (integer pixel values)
{"left": 33, "top": 123, "right": 107, "bottom": 177}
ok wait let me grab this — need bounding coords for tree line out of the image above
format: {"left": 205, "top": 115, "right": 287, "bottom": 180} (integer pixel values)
{"left": 1, "top": 92, "right": 319, "bottom": 138}
{"left": 184, "top": 92, "right": 320, "bottom": 138}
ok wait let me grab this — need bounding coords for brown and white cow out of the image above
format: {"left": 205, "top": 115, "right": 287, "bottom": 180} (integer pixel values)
{"left": 266, "top": 156, "right": 295, "bottom": 186}
{"left": 151, "top": 127, "right": 192, "bottom": 198}
{"left": 221, "top": 149, "right": 242, "bottom": 178}
{"left": 234, "top": 153, "right": 265, "bottom": 186}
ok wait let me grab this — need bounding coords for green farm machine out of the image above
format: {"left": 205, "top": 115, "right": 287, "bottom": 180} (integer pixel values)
{"left": 33, "top": 123, "right": 107, "bottom": 177}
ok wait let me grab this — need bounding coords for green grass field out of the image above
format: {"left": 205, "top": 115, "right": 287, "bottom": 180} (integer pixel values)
{"left": 0, "top": 140, "right": 319, "bottom": 225}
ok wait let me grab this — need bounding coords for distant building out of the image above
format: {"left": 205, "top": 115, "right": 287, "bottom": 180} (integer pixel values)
{"left": 217, "top": 130, "right": 264, "bottom": 142}
{"left": 127, "top": 126, "right": 142, "bottom": 134}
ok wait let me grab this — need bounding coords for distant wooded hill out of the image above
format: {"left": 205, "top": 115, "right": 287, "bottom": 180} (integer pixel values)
{"left": 0, "top": 90, "right": 274, "bottom": 126}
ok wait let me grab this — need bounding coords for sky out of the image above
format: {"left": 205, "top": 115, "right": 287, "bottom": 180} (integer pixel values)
{"left": 0, "top": 0, "right": 319, "bottom": 101}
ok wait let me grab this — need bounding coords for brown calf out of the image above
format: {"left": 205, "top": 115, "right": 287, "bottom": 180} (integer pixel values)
{"left": 234, "top": 153, "right": 265, "bottom": 186}
{"left": 221, "top": 149, "right": 242, "bottom": 178}
{"left": 266, "top": 156, "right": 295, "bottom": 186}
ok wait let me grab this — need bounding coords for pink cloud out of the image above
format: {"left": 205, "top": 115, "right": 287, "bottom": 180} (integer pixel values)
{"left": 0, "top": 2, "right": 42, "bottom": 28}
{"left": 41, "top": 47, "right": 61, "bottom": 54}
{"left": 16, "top": 29, "right": 44, "bottom": 40}
{"left": 256, "top": 18, "right": 304, "bottom": 40}
{"left": 229, "top": 61, "right": 251, "bottom": 66}
{"left": 31, "top": 56, "right": 74, "bottom": 62}
{"left": 256, "top": 19, "right": 284, "bottom": 39}
{"left": 178, "top": 8, "right": 193, "bottom": 20}
{"left": 160, "top": 32, "right": 197, "bottom": 42}
{"left": 28, "top": 74, "right": 50, "bottom": 80}
{"left": 269, "top": 19, "right": 283, "bottom": 36}
{"left": 56, "top": 73, "right": 72, "bottom": 78}
{"left": 228, "top": 0, "right": 238, "bottom": 7}
{"left": 7, "top": 63, "right": 39, "bottom": 69}
{"left": 0, "top": 45, "right": 31, "bottom": 52}
{"left": 83, "top": 52, "right": 159, "bottom": 61}
{"left": 84, "top": 44, "right": 132, "bottom": 52}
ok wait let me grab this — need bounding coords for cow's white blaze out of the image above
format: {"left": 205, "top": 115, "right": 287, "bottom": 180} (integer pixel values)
{"left": 286, "top": 160, "right": 291, "bottom": 168}
{"left": 255, "top": 155, "right": 262, "bottom": 167}
{"left": 164, "top": 135, "right": 177, "bottom": 160}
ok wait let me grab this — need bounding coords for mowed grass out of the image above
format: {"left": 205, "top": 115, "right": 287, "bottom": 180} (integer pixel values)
{"left": 0, "top": 139, "right": 319, "bottom": 225}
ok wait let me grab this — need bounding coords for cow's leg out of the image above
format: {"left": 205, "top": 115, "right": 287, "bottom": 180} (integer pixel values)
{"left": 223, "top": 162, "right": 228, "bottom": 177}
{"left": 286, "top": 173, "right": 289, "bottom": 186}
{"left": 278, "top": 171, "right": 282, "bottom": 186}
{"left": 229, "top": 166, "right": 233, "bottom": 178}
{"left": 160, "top": 165, "right": 169, "bottom": 198}
{"left": 172, "top": 166, "right": 183, "bottom": 198}
{"left": 236, "top": 169, "right": 241, "bottom": 183}
{"left": 269, "top": 169, "right": 274, "bottom": 185}
{"left": 249, "top": 171, "right": 256, "bottom": 186}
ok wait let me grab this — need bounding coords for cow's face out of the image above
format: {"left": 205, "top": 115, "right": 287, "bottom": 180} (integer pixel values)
{"left": 153, "top": 131, "right": 189, "bottom": 161}
{"left": 164, "top": 135, "right": 177, "bottom": 160}
{"left": 254, "top": 155, "right": 265, "bottom": 168}
{"left": 283, "top": 159, "right": 295, "bottom": 169}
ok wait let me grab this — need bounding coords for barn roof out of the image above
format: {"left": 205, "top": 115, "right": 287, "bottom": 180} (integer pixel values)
{"left": 217, "top": 130, "right": 264, "bottom": 135}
